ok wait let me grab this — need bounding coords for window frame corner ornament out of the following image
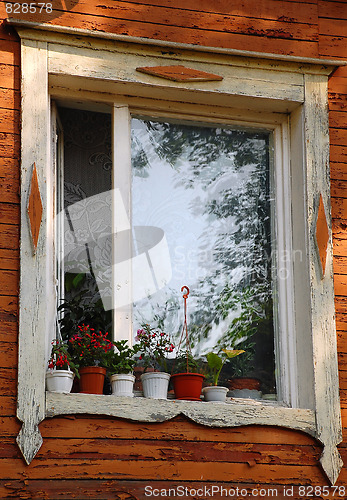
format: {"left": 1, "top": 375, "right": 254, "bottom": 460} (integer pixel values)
{"left": 27, "top": 162, "right": 43, "bottom": 254}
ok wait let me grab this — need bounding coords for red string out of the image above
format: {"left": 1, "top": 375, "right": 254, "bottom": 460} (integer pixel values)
{"left": 175, "top": 286, "right": 192, "bottom": 373}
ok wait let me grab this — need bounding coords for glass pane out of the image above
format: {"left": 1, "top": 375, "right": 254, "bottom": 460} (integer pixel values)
{"left": 131, "top": 118, "right": 276, "bottom": 395}
{"left": 57, "top": 107, "right": 113, "bottom": 338}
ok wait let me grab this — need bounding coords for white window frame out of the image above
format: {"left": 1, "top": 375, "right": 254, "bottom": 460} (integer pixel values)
{"left": 12, "top": 20, "right": 344, "bottom": 484}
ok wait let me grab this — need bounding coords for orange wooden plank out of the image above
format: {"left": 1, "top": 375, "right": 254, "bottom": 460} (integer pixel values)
{"left": 0, "top": 203, "right": 19, "bottom": 226}
{"left": 0, "top": 398, "right": 17, "bottom": 418}
{"left": 0, "top": 295, "right": 18, "bottom": 315}
{"left": 329, "top": 78, "right": 347, "bottom": 95}
{"left": 332, "top": 197, "right": 347, "bottom": 219}
{"left": 329, "top": 111, "right": 347, "bottom": 129}
{"left": 0, "top": 40, "right": 20, "bottom": 66}
{"left": 0, "top": 342, "right": 17, "bottom": 369}
{"left": 0, "top": 415, "right": 20, "bottom": 437}
{"left": 0, "top": 158, "right": 20, "bottom": 205}
{"left": 0, "top": 248, "right": 19, "bottom": 271}
{"left": 334, "top": 273, "right": 347, "bottom": 296}
{"left": 319, "top": 17, "right": 347, "bottom": 37}
{"left": 331, "top": 162, "right": 347, "bottom": 181}
{"left": 319, "top": 35, "right": 347, "bottom": 59}
{"left": 0, "top": 480, "right": 336, "bottom": 500}
{"left": 10, "top": 10, "right": 320, "bottom": 57}
{"left": 329, "top": 95, "right": 347, "bottom": 113}
{"left": 338, "top": 352, "right": 347, "bottom": 371}
{"left": 61, "top": 0, "right": 319, "bottom": 41}
{"left": 0, "top": 108, "right": 19, "bottom": 135}
{"left": 0, "top": 131, "right": 20, "bottom": 159}
{"left": 331, "top": 179, "right": 347, "bottom": 198}
{"left": 335, "top": 295, "right": 347, "bottom": 314}
{"left": 333, "top": 238, "right": 347, "bottom": 260}
{"left": 330, "top": 128, "right": 347, "bottom": 146}
{"left": 0, "top": 87, "right": 20, "bottom": 110}
{"left": 107, "top": 0, "right": 318, "bottom": 21}
{"left": 37, "top": 437, "right": 321, "bottom": 465}
{"left": 318, "top": 0, "right": 347, "bottom": 21}
{"left": 330, "top": 145, "right": 347, "bottom": 163}
{"left": 40, "top": 417, "right": 317, "bottom": 445}
{"left": 0, "top": 269, "right": 18, "bottom": 296}
{"left": 0, "top": 63, "right": 20, "bottom": 91}
{"left": 0, "top": 457, "right": 330, "bottom": 482}
{"left": 0, "top": 224, "right": 19, "bottom": 250}
{"left": 0, "top": 321, "right": 17, "bottom": 343}
{"left": 336, "top": 311, "right": 347, "bottom": 333}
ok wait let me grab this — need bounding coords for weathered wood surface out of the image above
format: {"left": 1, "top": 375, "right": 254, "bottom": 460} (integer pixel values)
{"left": 46, "top": 393, "right": 316, "bottom": 435}
{"left": 40, "top": 415, "right": 317, "bottom": 443}
{"left": 5, "top": 0, "right": 321, "bottom": 57}
{"left": 0, "top": 0, "right": 347, "bottom": 494}
{"left": 0, "top": 480, "right": 335, "bottom": 500}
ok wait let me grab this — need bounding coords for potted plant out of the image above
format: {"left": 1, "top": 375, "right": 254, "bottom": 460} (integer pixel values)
{"left": 171, "top": 351, "right": 206, "bottom": 401}
{"left": 170, "top": 285, "right": 205, "bottom": 401}
{"left": 46, "top": 339, "right": 79, "bottom": 393}
{"left": 107, "top": 340, "right": 140, "bottom": 397}
{"left": 69, "top": 324, "right": 113, "bottom": 394}
{"left": 202, "top": 349, "right": 244, "bottom": 402}
{"left": 135, "top": 324, "right": 175, "bottom": 399}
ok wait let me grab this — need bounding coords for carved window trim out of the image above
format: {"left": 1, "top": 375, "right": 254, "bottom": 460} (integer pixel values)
{"left": 12, "top": 21, "right": 344, "bottom": 484}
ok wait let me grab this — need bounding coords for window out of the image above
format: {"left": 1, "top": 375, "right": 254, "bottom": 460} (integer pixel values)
{"left": 13, "top": 21, "right": 343, "bottom": 483}
{"left": 56, "top": 106, "right": 276, "bottom": 397}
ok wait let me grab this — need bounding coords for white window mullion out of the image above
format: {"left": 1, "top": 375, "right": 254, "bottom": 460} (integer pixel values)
{"left": 112, "top": 104, "right": 133, "bottom": 343}
{"left": 274, "top": 121, "right": 298, "bottom": 408}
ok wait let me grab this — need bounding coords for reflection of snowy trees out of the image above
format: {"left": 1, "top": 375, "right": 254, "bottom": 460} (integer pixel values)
{"left": 132, "top": 120, "right": 275, "bottom": 379}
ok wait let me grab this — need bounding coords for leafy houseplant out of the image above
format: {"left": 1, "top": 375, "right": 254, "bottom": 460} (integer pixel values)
{"left": 58, "top": 287, "right": 112, "bottom": 343}
{"left": 69, "top": 324, "right": 113, "bottom": 394}
{"left": 46, "top": 339, "right": 79, "bottom": 393}
{"left": 135, "top": 324, "right": 174, "bottom": 373}
{"left": 107, "top": 340, "right": 141, "bottom": 397}
{"left": 135, "top": 325, "right": 175, "bottom": 399}
{"left": 206, "top": 349, "right": 245, "bottom": 387}
{"left": 108, "top": 340, "right": 141, "bottom": 375}
{"left": 202, "top": 349, "right": 244, "bottom": 402}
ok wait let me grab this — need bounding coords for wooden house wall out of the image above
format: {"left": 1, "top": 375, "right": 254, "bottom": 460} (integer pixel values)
{"left": 0, "top": 1, "right": 346, "bottom": 497}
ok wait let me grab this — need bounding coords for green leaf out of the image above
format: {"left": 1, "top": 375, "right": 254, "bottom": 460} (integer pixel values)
{"left": 206, "top": 352, "right": 223, "bottom": 371}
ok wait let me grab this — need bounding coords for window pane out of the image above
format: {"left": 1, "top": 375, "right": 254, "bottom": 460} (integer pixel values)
{"left": 57, "top": 107, "right": 113, "bottom": 337}
{"left": 131, "top": 118, "right": 276, "bottom": 395}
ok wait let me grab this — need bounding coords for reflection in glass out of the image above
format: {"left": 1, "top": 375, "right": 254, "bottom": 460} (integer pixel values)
{"left": 131, "top": 118, "right": 276, "bottom": 394}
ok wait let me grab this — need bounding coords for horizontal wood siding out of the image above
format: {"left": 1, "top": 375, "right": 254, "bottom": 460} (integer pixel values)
{"left": 0, "top": 0, "right": 347, "bottom": 497}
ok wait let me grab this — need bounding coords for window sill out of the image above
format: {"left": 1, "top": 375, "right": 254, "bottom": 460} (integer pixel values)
{"left": 45, "top": 391, "right": 315, "bottom": 436}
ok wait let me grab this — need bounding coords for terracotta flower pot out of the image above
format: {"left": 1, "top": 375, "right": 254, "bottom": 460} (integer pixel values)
{"left": 79, "top": 366, "right": 106, "bottom": 394}
{"left": 228, "top": 377, "right": 261, "bottom": 391}
{"left": 171, "top": 373, "right": 205, "bottom": 401}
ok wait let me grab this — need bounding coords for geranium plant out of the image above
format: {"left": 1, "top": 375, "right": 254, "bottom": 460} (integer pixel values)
{"left": 135, "top": 324, "right": 175, "bottom": 372}
{"left": 69, "top": 324, "right": 113, "bottom": 368}
{"left": 47, "top": 339, "right": 79, "bottom": 376}
{"left": 107, "top": 340, "right": 141, "bottom": 375}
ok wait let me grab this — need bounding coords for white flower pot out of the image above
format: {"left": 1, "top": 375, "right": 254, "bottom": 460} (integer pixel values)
{"left": 140, "top": 372, "right": 170, "bottom": 399}
{"left": 110, "top": 373, "right": 135, "bottom": 397}
{"left": 46, "top": 370, "right": 74, "bottom": 393}
{"left": 202, "top": 386, "right": 228, "bottom": 402}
